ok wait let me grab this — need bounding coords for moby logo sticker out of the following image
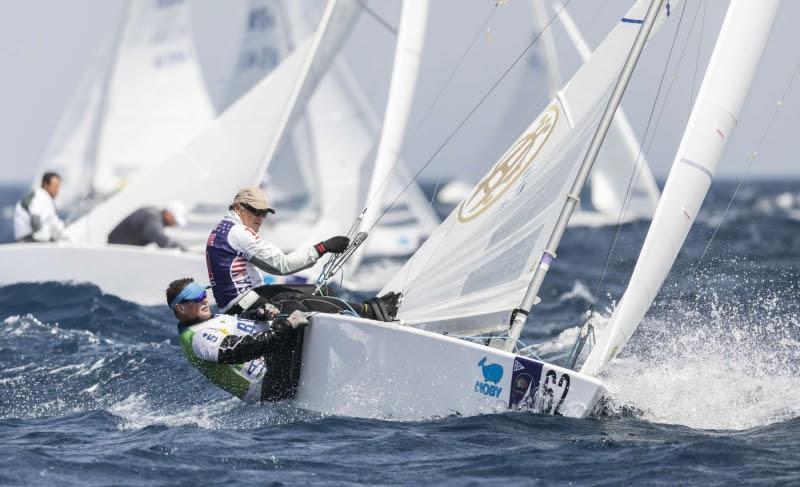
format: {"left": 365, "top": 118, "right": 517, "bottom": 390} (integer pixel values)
{"left": 474, "top": 357, "right": 504, "bottom": 398}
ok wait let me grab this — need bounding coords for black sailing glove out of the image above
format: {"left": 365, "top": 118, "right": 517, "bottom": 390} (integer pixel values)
{"left": 315, "top": 235, "right": 350, "bottom": 255}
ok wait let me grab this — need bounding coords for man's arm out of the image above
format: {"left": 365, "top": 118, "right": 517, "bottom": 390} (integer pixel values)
{"left": 228, "top": 225, "right": 318, "bottom": 276}
{"left": 186, "top": 325, "right": 276, "bottom": 364}
{"left": 143, "top": 221, "right": 184, "bottom": 249}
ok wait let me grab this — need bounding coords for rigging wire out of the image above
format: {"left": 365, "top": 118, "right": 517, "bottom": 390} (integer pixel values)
{"left": 354, "top": 0, "right": 398, "bottom": 36}
{"left": 358, "top": 1, "right": 574, "bottom": 234}
{"left": 585, "top": 0, "right": 691, "bottom": 316}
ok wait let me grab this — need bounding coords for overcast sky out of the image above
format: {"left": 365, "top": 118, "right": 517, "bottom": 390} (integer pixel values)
{"left": 1, "top": 0, "right": 799, "bottom": 187}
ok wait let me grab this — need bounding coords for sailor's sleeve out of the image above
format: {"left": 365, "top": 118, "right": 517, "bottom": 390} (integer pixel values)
{"left": 144, "top": 220, "right": 181, "bottom": 249}
{"left": 217, "top": 331, "right": 282, "bottom": 364}
{"left": 188, "top": 325, "right": 225, "bottom": 363}
{"left": 229, "top": 224, "right": 319, "bottom": 276}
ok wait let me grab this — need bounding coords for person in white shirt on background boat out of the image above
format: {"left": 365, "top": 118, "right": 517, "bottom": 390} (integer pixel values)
{"left": 107, "top": 201, "right": 189, "bottom": 250}
{"left": 13, "top": 172, "right": 68, "bottom": 243}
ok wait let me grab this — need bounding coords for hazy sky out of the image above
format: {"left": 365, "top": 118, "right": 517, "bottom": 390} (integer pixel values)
{"left": 1, "top": 0, "right": 799, "bottom": 187}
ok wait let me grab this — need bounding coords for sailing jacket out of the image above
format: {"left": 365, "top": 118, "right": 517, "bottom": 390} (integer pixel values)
{"left": 206, "top": 210, "right": 320, "bottom": 310}
{"left": 178, "top": 314, "right": 281, "bottom": 403}
{"left": 13, "top": 187, "right": 66, "bottom": 242}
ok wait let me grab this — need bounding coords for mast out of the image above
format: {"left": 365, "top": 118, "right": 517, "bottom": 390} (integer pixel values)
{"left": 581, "top": 0, "right": 781, "bottom": 375}
{"left": 505, "top": 0, "right": 667, "bottom": 350}
{"left": 555, "top": 1, "right": 661, "bottom": 213}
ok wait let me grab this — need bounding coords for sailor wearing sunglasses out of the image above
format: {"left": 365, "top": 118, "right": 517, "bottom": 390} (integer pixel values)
{"left": 207, "top": 187, "right": 350, "bottom": 311}
{"left": 167, "top": 278, "right": 308, "bottom": 403}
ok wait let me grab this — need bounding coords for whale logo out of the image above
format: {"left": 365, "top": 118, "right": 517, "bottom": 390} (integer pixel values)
{"left": 478, "top": 357, "right": 503, "bottom": 384}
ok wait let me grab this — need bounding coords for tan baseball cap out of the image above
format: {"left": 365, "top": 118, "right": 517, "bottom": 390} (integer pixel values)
{"left": 233, "top": 187, "right": 275, "bottom": 213}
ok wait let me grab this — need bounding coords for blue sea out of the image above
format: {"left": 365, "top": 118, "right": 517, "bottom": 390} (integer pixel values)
{"left": 1, "top": 180, "right": 799, "bottom": 485}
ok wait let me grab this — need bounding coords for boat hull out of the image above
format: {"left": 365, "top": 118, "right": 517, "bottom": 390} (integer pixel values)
{"left": 295, "top": 314, "right": 605, "bottom": 420}
{"left": 0, "top": 243, "right": 208, "bottom": 305}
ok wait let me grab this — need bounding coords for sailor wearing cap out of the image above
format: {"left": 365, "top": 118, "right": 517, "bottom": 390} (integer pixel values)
{"left": 107, "top": 201, "right": 189, "bottom": 249}
{"left": 206, "top": 187, "right": 350, "bottom": 311}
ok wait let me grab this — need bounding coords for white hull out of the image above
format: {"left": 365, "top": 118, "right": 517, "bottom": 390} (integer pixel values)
{"left": 0, "top": 243, "right": 207, "bottom": 306}
{"left": 295, "top": 314, "right": 605, "bottom": 420}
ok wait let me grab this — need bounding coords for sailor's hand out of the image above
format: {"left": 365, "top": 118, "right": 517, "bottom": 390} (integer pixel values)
{"left": 315, "top": 235, "right": 350, "bottom": 255}
{"left": 272, "top": 310, "right": 310, "bottom": 333}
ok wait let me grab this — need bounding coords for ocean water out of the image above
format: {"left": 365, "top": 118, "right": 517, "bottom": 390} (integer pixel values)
{"left": 1, "top": 180, "right": 799, "bottom": 485}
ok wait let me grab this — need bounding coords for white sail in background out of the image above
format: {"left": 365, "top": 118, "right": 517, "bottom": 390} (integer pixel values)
{"left": 221, "top": 0, "right": 290, "bottom": 107}
{"left": 581, "top": 0, "right": 780, "bottom": 376}
{"left": 381, "top": 0, "right": 677, "bottom": 335}
{"left": 92, "top": 0, "right": 216, "bottom": 196}
{"left": 554, "top": 2, "right": 660, "bottom": 222}
{"left": 33, "top": 53, "right": 107, "bottom": 209}
{"left": 356, "top": 0, "right": 429, "bottom": 244}
{"left": 67, "top": 0, "right": 361, "bottom": 244}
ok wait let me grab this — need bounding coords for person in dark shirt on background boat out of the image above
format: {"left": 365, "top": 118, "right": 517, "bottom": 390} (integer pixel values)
{"left": 108, "top": 202, "right": 188, "bottom": 249}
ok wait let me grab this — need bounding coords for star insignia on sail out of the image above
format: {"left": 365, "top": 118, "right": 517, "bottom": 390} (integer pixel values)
{"left": 457, "top": 104, "right": 559, "bottom": 223}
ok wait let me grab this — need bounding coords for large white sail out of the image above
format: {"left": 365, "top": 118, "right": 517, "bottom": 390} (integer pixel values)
{"left": 380, "top": 0, "right": 677, "bottom": 335}
{"left": 92, "top": 0, "right": 216, "bottom": 196}
{"left": 581, "top": 0, "right": 780, "bottom": 376}
{"left": 67, "top": 0, "right": 361, "bottom": 244}
{"left": 33, "top": 53, "right": 107, "bottom": 209}
{"left": 554, "top": 3, "right": 660, "bottom": 221}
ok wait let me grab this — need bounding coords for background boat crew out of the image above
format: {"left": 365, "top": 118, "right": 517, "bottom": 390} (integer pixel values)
{"left": 107, "top": 201, "right": 189, "bottom": 249}
{"left": 206, "top": 186, "right": 350, "bottom": 310}
{"left": 167, "top": 278, "right": 309, "bottom": 403}
{"left": 13, "top": 171, "right": 68, "bottom": 242}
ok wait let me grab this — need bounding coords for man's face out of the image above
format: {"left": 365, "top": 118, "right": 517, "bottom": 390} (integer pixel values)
{"left": 236, "top": 204, "right": 265, "bottom": 233}
{"left": 43, "top": 177, "right": 61, "bottom": 199}
{"left": 176, "top": 294, "right": 211, "bottom": 322}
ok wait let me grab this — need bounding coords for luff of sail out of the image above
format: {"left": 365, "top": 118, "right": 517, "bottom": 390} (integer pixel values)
{"left": 380, "top": 0, "right": 678, "bottom": 335}
{"left": 581, "top": 0, "right": 781, "bottom": 376}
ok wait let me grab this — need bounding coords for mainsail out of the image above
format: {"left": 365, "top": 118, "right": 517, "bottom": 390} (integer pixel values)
{"left": 381, "top": 0, "right": 677, "bottom": 335}
{"left": 581, "top": 0, "right": 781, "bottom": 376}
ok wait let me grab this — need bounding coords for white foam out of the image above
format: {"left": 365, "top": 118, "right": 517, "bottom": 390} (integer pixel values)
{"left": 601, "top": 296, "right": 800, "bottom": 430}
{"left": 107, "top": 394, "right": 242, "bottom": 430}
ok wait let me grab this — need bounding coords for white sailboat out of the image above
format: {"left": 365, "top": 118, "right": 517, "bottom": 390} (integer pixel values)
{"left": 290, "top": 0, "right": 678, "bottom": 419}
{"left": 0, "top": 0, "right": 362, "bottom": 304}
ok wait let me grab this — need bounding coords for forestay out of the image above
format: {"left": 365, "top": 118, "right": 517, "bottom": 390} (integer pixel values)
{"left": 581, "top": 0, "right": 780, "bottom": 376}
{"left": 67, "top": 0, "right": 361, "bottom": 244}
{"left": 92, "top": 0, "right": 216, "bottom": 196}
{"left": 381, "top": 0, "right": 677, "bottom": 335}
